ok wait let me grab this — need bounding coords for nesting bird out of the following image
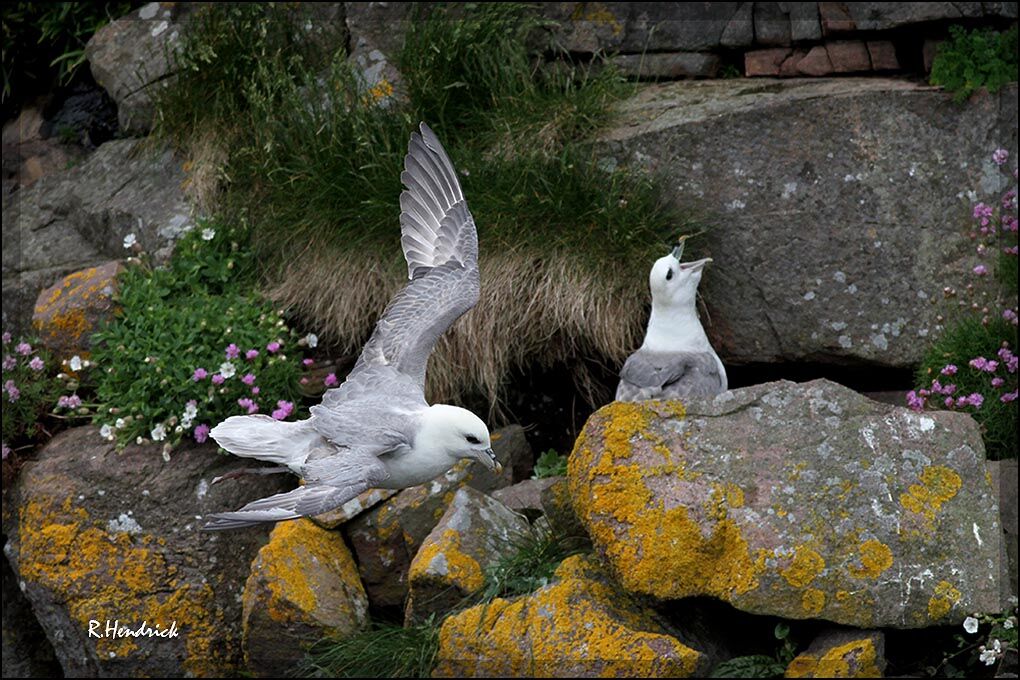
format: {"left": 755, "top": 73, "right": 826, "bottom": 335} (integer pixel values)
{"left": 615, "top": 240, "right": 727, "bottom": 401}
{"left": 204, "top": 123, "right": 499, "bottom": 530}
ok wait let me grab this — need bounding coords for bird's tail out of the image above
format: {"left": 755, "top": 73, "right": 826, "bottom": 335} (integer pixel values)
{"left": 201, "top": 484, "right": 342, "bottom": 530}
{"left": 209, "top": 414, "right": 324, "bottom": 470}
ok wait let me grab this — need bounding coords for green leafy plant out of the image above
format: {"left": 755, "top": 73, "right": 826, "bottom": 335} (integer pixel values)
{"left": 930, "top": 25, "right": 1018, "bottom": 102}
{"left": 1, "top": 334, "right": 63, "bottom": 454}
{"left": 531, "top": 449, "right": 568, "bottom": 479}
{"left": 710, "top": 623, "right": 798, "bottom": 678}
{"left": 89, "top": 221, "right": 308, "bottom": 453}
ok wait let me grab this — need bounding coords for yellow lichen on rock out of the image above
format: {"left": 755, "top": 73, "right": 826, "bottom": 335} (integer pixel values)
{"left": 927, "top": 580, "right": 962, "bottom": 621}
{"left": 785, "top": 638, "right": 882, "bottom": 678}
{"left": 802, "top": 588, "right": 826, "bottom": 616}
{"left": 899, "top": 465, "right": 962, "bottom": 525}
{"left": 848, "top": 540, "right": 893, "bottom": 580}
{"left": 408, "top": 528, "right": 484, "bottom": 593}
{"left": 780, "top": 545, "right": 826, "bottom": 588}
{"left": 433, "top": 555, "right": 705, "bottom": 678}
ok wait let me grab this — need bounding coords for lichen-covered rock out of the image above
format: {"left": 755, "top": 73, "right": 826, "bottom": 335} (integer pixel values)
{"left": 1, "top": 426, "right": 290, "bottom": 677}
{"left": 406, "top": 487, "right": 532, "bottom": 623}
{"left": 310, "top": 487, "right": 397, "bottom": 529}
{"left": 540, "top": 476, "right": 588, "bottom": 539}
{"left": 32, "top": 261, "right": 122, "bottom": 358}
{"left": 344, "top": 1, "right": 408, "bottom": 108}
{"left": 598, "top": 78, "right": 1018, "bottom": 367}
{"left": 242, "top": 519, "right": 368, "bottom": 676}
{"left": 568, "top": 379, "right": 1004, "bottom": 628}
{"left": 344, "top": 425, "right": 524, "bottom": 608}
{"left": 3, "top": 137, "right": 193, "bottom": 334}
{"left": 433, "top": 554, "right": 709, "bottom": 677}
{"left": 785, "top": 629, "right": 886, "bottom": 678}
{"left": 85, "top": 3, "right": 191, "bottom": 134}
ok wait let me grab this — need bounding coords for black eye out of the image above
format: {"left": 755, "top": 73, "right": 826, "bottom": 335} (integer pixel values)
{"left": 466, "top": 434, "right": 480, "bottom": 444}
{"left": 666, "top": 269, "right": 674, "bottom": 281}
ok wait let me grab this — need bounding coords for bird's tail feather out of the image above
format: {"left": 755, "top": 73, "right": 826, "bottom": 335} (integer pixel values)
{"left": 201, "top": 485, "right": 309, "bottom": 531}
{"left": 210, "top": 414, "right": 323, "bottom": 469}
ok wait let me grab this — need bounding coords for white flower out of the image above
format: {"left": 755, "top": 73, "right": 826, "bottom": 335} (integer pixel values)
{"left": 115, "top": 418, "right": 126, "bottom": 429}
{"left": 123, "top": 233, "right": 137, "bottom": 249}
{"left": 980, "top": 648, "right": 997, "bottom": 665}
{"left": 183, "top": 402, "right": 198, "bottom": 419}
{"left": 218, "top": 361, "right": 236, "bottom": 379}
{"left": 201, "top": 227, "right": 216, "bottom": 241}
{"left": 964, "top": 616, "right": 980, "bottom": 634}
{"left": 151, "top": 424, "right": 167, "bottom": 441}
{"left": 305, "top": 333, "right": 318, "bottom": 348}
{"left": 1004, "top": 619, "right": 1015, "bottom": 630}
{"left": 68, "top": 355, "right": 83, "bottom": 372}
{"left": 99, "top": 424, "right": 114, "bottom": 441}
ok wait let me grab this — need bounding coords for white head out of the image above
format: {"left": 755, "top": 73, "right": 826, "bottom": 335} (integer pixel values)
{"left": 649, "top": 247, "right": 712, "bottom": 310}
{"left": 419, "top": 404, "right": 500, "bottom": 472}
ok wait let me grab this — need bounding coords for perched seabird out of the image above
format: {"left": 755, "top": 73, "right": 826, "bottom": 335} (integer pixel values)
{"left": 203, "top": 123, "right": 499, "bottom": 530}
{"left": 615, "top": 242, "right": 727, "bottom": 402}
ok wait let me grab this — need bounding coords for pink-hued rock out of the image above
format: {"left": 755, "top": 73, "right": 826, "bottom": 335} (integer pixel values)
{"left": 867, "top": 41, "right": 900, "bottom": 71}
{"left": 796, "top": 45, "right": 834, "bottom": 76}
{"left": 818, "top": 2, "right": 856, "bottom": 34}
{"left": 826, "top": 41, "right": 872, "bottom": 73}
{"left": 745, "top": 48, "right": 793, "bottom": 77}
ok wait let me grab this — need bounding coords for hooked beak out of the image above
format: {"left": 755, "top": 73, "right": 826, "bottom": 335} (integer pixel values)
{"left": 678, "top": 257, "right": 712, "bottom": 272}
{"left": 670, "top": 235, "right": 689, "bottom": 260}
{"left": 478, "top": 448, "right": 502, "bottom": 474}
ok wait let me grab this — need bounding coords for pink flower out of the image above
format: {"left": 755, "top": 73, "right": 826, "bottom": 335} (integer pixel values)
{"left": 57, "top": 394, "right": 81, "bottom": 409}
{"left": 266, "top": 341, "right": 281, "bottom": 353}
{"left": 28, "top": 356, "right": 44, "bottom": 371}
{"left": 302, "top": 358, "right": 314, "bottom": 367}
{"left": 241, "top": 373, "right": 256, "bottom": 386}
{"left": 970, "top": 357, "right": 990, "bottom": 371}
{"left": 299, "top": 377, "right": 309, "bottom": 385}
{"left": 941, "top": 364, "right": 958, "bottom": 376}
{"left": 1005, "top": 309, "right": 1019, "bottom": 325}
{"left": 251, "top": 386, "right": 260, "bottom": 395}
{"left": 193, "top": 424, "right": 210, "bottom": 443}
{"left": 1, "top": 331, "right": 10, "bottom": 344}
{"left": 245, "top": 349, "right": 259, "bottom": 361}
{"left": 906, "top": 390, "right": 925, "bottom": 411}
{"left": 966, "top": 393, "right": 984, "bottom": 408}
{"left": 225, "top": 343, "right": 240, "bottom": 360}
{"left": 15, "top": 342, "right": 32, "bottom": 356}
{"left": 2, "top": 355, "right": 14, "bottom": 371}
{"left": 237, "top": 397, "right": 259, "bottom": 414}
{"left": 211, "top": 374, "right": 225, "bottom": 386}
{"left": 192, "top": 367, "right": 208, "bottom": 381}
{"left": 944, "top": 397, "right": 955, "bottom": 408}
{"left": 5, "top": 380, "right": 19, "bottom": 402}
{"left": 324, "top": 373, "right": 339, "bottom": 388}
{"left": 993, "top": 148, "right": 1009, "bottom": 166}
{"left": 1002, "top": 390, "right": 1018, "bottom": 403}
{"left": 271, "top": 400, "right": 294, "bottom": 420}
{"left": 973, "top": 264, "right": 988, "bottom": 276}
{"left": 992, "top": 377, "right": 1005, "bottom": 388}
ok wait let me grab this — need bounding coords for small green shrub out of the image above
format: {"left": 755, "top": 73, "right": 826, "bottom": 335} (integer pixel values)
{"left": 709, "top": 623, "right": 797, "bottom": 678}
{"left": 1, "top": 334, "right": 62, "bottom": 453}
{"left": 930, "top": 25, "right": 1018, "bottom": 102}
{"left": 531, "top": 449, "right": 568, "bottom": 479}
{"left": 90, "top": 221, "right": 308, "bottom": 452}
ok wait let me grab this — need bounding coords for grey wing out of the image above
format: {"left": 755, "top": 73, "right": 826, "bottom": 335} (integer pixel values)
{"left": 353, "top": 122, "right": 480, "bottom": 388}
{"left": 314, "top": 364, "right": 426, "bottom": 446}
{"left": 616, "top": 351, "right": 688, "bottom": 402}
{"left": 202, "top": 447, "right": 390, "bottom": 531}
{"left": 660, "top": 353, "right": 725, "bottom": 398}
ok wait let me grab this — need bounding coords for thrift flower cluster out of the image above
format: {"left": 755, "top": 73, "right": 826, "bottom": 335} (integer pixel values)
{"left": 2, "top": 333, "right": 67, "bottom": 455}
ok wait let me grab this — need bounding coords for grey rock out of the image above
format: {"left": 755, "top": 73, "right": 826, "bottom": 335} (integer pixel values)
{"left": 610, "top": 52, "right": 720, "bottom": 80}
{"left": 491, "top": 477, "right": 560, "bottom": 521}
{"left": 2, "top": 138, "right": 194, "bottom": 334}
{"left": 405, "top": 487, "right": 532, "bottom": 624}
{"left": 845, "top": 2, "right": 1007, "bottom": 30}
{"left": 754, "top": 2, "right": 791, "bottom": 46}
{"left": 85, "top": 3, "right": 191, "bottom": 135}
{"left": 345, "top": 2, "right": 410, "bottom": 108}
{"left": 786, "top": 2, "right": 822, "bottom": 42}
{"left": 539, "top": 476, "right": 588, "bottom": 539}
{"left": 2, "top": 426, "right": 291, "bottom": 676}
{"left": 599, "top": 78, "right": 1018, "bottom": 367}
{"left": 720, "top": 2, "right": 754, "bottom": 48}
{"left": 989, "top": 459, "right": 1019, "bottom": 600}
{"left": 568, "top": 380, "right": 1005, "bottom": 627}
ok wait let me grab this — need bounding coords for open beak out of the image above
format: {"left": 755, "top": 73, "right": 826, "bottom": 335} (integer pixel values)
{"left": 478, "top": 448, "right": 502, "bottom": 474}
{"left": 670, "top": 235, "right": 689, "bottom": 260}
{"left": 678, "top": 257, "right": 712, "bottom": 272}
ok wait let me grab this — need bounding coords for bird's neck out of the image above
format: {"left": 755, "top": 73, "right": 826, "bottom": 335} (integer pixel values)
{"left": 642, "top": 301, "right": 713, "bottom": 354}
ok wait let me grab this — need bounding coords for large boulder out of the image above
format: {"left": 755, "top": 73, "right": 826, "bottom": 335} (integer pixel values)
{"left": 568, "top": 380, "right": 1004, "bottom": 628}
{"left": 598, "top": 78, "right": 1018, "bottom": 367}
{"left": 405, "top": 487, "right": 532, "bottom": 623}
{"left": 3, "top": 137, "right": 194, "bottom": 334}
{"left": 1, "top": 426, "right": 290, "bottom": 677}
{"left": 433, "top": 554, "right": 710, "bottom": 677}
{"left": 241, "top": 519, "right": 368, "bottom": 676}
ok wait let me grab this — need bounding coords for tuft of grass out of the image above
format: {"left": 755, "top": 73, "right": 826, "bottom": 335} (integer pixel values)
{"left": 155, "top": 2, "right": 692, "bottom": 414}
{"left": 476, "top": 523, "right": 589, "bottom": 602}
{"left": 297, "top": 618, "right": 440, "bottom": 679}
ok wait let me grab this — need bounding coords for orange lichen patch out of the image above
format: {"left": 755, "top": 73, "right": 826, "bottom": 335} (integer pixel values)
{"left": 32, "top": 262, "right": 122, "bottom": 356}
{"left": 899, "top": 465, "right": 962, "bottom": 524}
{"left": 780, "top": 545, "right": 826, "bottom": 588}
{"left": 367, "top": 78, "right": 395, "bottom": 102}
{"left": 927, "top": 580, "right": 961, "bottom": 621}
{"left": 569, "top": 403, "right": 760, "bottom": 601}
{"left": 17, "top": 488, "right": 229, "bottom": 675}
{"left": 785, "top": 638, "right": 882, "bottom": 678}
{"left": 848, "top": 540, "right": 893, "bottom": 580}
{"left": 409, "top": 528, "right": 484, "bottom": 594}
{"left": 802, "top": 588, "right": 826, "bottom": 616}
{"left": 433, "top": 555, "right": 704, "bottom": 678}
{"left": 244, "top": 518, "right": 365, "bottom": 626}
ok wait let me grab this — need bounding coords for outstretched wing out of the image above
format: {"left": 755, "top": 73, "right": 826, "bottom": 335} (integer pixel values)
{"left": 351, "top": 122, "right": 480, "bottom": 389}
{"left": 202, "top": 447, "right": 390, "bottom": 531}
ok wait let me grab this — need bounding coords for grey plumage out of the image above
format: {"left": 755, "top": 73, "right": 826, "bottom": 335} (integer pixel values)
{"left": 615, "top": 350, "right": 725, "bottom": 402}
{"left": 204, "top": 123, "right": 486, "bottom": 530}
